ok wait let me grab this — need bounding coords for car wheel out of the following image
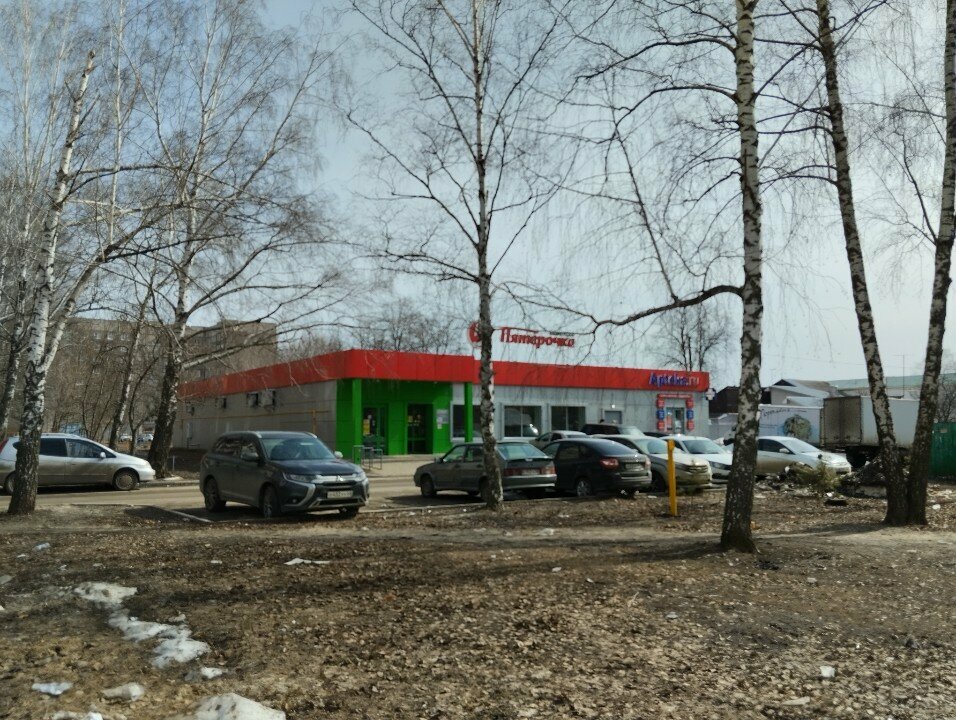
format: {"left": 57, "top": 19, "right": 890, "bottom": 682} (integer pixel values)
{"left": 339, "top": 506, "right": 359, "bottom": 519}
{"left": 112, "top": 470, "right": 138, "bottom": 492}
{"left": 574, "top": 477, "right": 593, "bottom": 497}
{"left": 261, "top": 485, "right": 282, "bottom": 519}
{"left": 203, "top": 477, "right": 226, "bottom": 512}
{"left": 3, "top": 474, "right": 14, "bottom": 495}
{"left": 419, "top": 475, "right": 437, "bottom": 498}
{"left": 651, "top": 471, "right": 667, "bottom": 493}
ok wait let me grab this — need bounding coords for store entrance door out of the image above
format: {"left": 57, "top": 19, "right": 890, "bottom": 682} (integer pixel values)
{"left": 407, "top": 404, "right": 432, "bottom": 453}
{"left": 362, "top": 406, "right": 387, "bottom": 453}
{"left": 665, "top": 406, "right": 685, "bottom": 434}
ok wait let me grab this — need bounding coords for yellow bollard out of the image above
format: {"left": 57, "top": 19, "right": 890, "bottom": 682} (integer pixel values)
{"left": 666, "top": 439, "right": 678, "bottom": 517}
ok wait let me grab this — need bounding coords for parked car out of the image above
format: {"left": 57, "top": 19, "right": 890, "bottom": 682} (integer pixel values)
{"left": 137, "top": 432, "right": 154, "bottom": 444}
{"left": 540, "top": 437, "right": 651, "bottom": 497}
{"left": 531, "top": 430, "right": 586, "bottom": 449}
{"left": 662, "top": 435, "right": 733, "bottom": 483}
{"left": 727, "top": 436, "right": 852, "bottom": 477}
{"left": 580, "top": 422, "right": 646, "bottom": 437}
{"left": 642, "top": 431, "right": 668, "bottom": 438}
{"left": 414, "top": 442, "right": 556, "bottom": 499}
{"left": 118, "top": 432, "right": 133, "bottom": 443}
{"left": 596, "top": 435, "right": 712, "bottom": 492}
{"left": 199, "top": 431, "right": 368, "bottom": 518}
{"left": 0, "top": 433, "right": 155, "bottom": 494}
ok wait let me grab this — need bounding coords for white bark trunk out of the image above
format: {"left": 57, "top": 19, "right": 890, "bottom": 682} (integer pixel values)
{"left": 9, "top": 51, "right": 96, "bottom": 515}
{"left": 720, "top": 0, "right": 762, "bottom": 553}
{"left": 909, "top": 0, "right": 956, "bottom": 523}
{"left": 815, "top": 0, "right": 907, "bottom": 524}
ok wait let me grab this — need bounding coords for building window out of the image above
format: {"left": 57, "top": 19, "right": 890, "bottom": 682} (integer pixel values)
{"left": 503, "top": 405, "right": 541, "bottom": 437}
{"left": 602, "top": 409, "right": 624, "bottom": 424}
{"left": 551, "top": 406, "right": 585, "bottom": 431}
{"left": 452, "top": 404, "right": 482, "bottom": 436}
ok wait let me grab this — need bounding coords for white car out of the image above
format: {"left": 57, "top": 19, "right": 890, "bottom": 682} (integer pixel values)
{"left": 729, "top": 436, "right": 852, "bottom": 476}
{"left": 662, "top": 435, "right": 733, "bottom": 484}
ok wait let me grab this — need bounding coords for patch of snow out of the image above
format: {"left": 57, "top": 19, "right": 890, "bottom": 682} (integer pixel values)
{"left": 200, "top": 667, "right": 225, "bottom": 679}
{"left": 932, "top": 504, "right": 942, "bottom": 511}
{"left": 0, "top": 574, "right": 12, "bottom": 585}
{"left": 536, "top": 528, "right": 556, "bottom": 536}
{"left": 51, "top": 713, "right": 104, "bottom": 720}
{"left": 210, "top": 560, "right": 222, "bottom": 565}
{"left": 168, "top": 613, "right": 187, "bottom": 623}
{"left": 187, "top": 693, "right": 285, "bottom": 720}
{"left": 32, "top": 681, "right": 73, "bottom": 696}
{"left": 551, "top": 567, "right": 562, "bottom": 573}
{"left": 74, "top": 582, "right": 137, "bottom": 609}
{"left": 666, "top": 612, "right": 679, "bottom": 620}
{"left": 820, "top": 665, "right": 836, "bottom": 679}
{"left": 284, "top": 558, "right": 331, "bottom": 566}
{"left": 109, "top": 610, "right": 183, "bottom": 643}
{"left": 153, "top": 637, "right": 210, "bottom": 668}
{"left": 103, "top": 682, "right": 146, "bottom": 701}
{"left": 34, "top": 542, "right": 51, "bottom": 552}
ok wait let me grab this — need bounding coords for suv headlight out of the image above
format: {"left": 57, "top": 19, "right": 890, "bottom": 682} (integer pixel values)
{"left": 284, "top": 473, "right": 318, "bottom": 483}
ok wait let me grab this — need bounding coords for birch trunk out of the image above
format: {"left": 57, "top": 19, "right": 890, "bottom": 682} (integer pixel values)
{"left": 720, "top": 0, "right": 762, "bottom": 553}
{"left": 107, "top": 291, "right": 149, "bottom": 450}
{"left": 908, "top": 0, "right": 956, "bottom": 524}
{"left": 471, "top": 0, "right": 503, "bottom": 510}
{"left": 815, "top": 0, "right": 908, "bottom": 524}
{"left": 0, "top": 268, "right": 28, "bottom": 437}
{"left": 147, "top": 332, "right": 184, "bottom": 477}
{"left": 9, "top": 51, "right": 95, "bottom": 516}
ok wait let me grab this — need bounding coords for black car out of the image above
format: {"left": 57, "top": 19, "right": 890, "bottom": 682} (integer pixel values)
{"left": 200, "top": 431, "right": 369, "bottom": 518}
{"left": 541, "top": 437, "right": 651, "bottom": 497}
{"left": 580, "top": 423, "right": 646, "bottom": 437}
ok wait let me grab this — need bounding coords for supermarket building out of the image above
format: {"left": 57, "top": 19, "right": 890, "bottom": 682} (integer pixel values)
{"left": 174, "top": 349, "right": 710, "bottom": 456}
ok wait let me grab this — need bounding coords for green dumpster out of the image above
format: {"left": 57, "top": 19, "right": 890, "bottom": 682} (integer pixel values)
{"left": 931, "top": 422, "right": 956, "bottom": 476}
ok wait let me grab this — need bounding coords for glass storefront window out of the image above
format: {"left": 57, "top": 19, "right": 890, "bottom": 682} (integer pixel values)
{"left": 503, "top": 405, "right": 541, "bottom": 437}
{"left": 452, "top": 404, "right": 482, "bottom": 437}
{"left": 551, "top": 406, "right": 585, "bottom": 431}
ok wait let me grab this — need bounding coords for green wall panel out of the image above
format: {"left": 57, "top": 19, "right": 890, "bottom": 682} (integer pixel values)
{"left": 337, "top": 379, "right": 453, "bottom": 456}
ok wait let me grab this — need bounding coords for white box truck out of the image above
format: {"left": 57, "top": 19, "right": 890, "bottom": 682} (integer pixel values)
{"left": 820, "top": 396, "right": 919, "bottom": 467}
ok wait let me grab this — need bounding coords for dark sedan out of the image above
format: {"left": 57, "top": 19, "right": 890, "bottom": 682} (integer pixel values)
{"left": 200, "top": 431, "right": 369, "bottom": 518}
{"left": 541, "top": 437, "right": 651, "bottom": 497}
{"left": 414, "top": 442, "right": 556, "bottom": 499}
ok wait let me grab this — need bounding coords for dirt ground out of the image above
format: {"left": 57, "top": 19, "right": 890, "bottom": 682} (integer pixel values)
{"left": 3, "top": 487, "right": 956, "bottom": 719}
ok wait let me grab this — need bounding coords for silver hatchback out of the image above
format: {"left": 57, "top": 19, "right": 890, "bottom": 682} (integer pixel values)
{"left": 0, "top": 433, "right": 156, "bottom": 493}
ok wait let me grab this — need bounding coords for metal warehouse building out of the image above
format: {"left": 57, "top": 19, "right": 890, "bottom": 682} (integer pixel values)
{"left": 174, "top": 349, "right": 710, "bottom": 456}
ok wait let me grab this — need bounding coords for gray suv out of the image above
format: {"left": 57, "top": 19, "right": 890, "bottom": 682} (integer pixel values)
{"left": 200, "top": 431, "right": 369, "bottom": 518}
{"left": 0, "top": 433, "right": 155, "bottom": 493}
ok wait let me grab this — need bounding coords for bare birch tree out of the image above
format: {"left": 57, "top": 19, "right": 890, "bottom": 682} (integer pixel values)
{"left": 347, "top": 0, "right": 571, "bottom": 509}
{"left": 794, "top": 0, "right": 911, "bottom": 524}
{"left": 137, "top": 0, "right": 344, "bottom": 477}
{"left": 526, "top": 0, "right": 767, "bottom": 549}
{"left": 8, "top": 51, "right": 98, "bottom": 515}
{"left": 907, "top": 0, "right": 956, "bottom": 524}
{"left": 654, "top": 303, "right": 731, "bottom": 373}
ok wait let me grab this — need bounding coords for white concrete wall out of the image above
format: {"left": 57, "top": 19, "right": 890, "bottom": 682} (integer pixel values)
{"left": 173, "top": 380, "right": 338, "bottom": 450}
